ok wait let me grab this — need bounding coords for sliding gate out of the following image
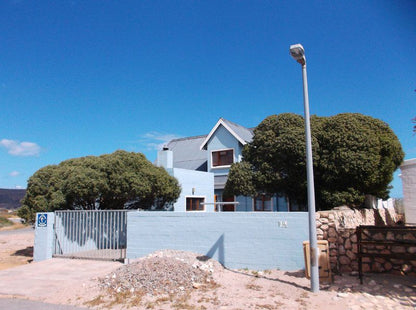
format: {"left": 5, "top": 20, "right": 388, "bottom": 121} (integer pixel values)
{"left": 53, "top": 210, "right": 128, "bottom": 261}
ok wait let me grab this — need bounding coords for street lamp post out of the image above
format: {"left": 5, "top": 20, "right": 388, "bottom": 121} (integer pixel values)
{"left": 289, "top": 43, "right": 319, "bottom": 293}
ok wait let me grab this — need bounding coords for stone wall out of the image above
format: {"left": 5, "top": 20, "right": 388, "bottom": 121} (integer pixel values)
{"left": 358, "top": 226, "right": 416, "bottom": 276}
{"left": 316, "top": 207, "right": 405, "bottom": 274}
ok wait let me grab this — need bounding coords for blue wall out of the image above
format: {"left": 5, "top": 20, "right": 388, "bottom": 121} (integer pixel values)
{"left": 169, "top": 168, "right": 215, "bottom": 212}
{"left": 127, "top": 212, "right": 308, "bottom": 270}
{"left": 207, "top": 125, "right": 243, "bottom": 175}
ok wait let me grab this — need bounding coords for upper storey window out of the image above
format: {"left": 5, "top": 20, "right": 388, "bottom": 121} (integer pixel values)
{"left": 212, "top": 149, "right": 234, "bottom": 167}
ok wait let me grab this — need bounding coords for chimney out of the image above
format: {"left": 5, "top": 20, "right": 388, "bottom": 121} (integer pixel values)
{"left": 157, "top": 148, "right": 173, "bottom": 169}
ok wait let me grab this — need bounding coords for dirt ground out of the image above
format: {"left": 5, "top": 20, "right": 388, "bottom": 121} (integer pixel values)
{"left": 0, "top": 228, "right": 415, "bottom": 309}
{"left": 0, "top": 226, "right": 34, "bottom": 270}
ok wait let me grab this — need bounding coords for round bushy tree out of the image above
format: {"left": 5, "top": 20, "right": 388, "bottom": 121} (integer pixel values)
{"left": 224, "top": 113, "right": 404, "bottom": 210}
{"left": 18, "top": 150, "right": 181, "bottom": 223}
{"left": 316, "top": 113, "right": 404, "bottom": 208}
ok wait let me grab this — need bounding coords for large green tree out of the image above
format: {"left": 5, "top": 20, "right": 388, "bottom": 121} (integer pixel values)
{"left": 18, "top": 150, "right": 181, "bottom": 223}
{"left": 224, "top": 113, "right": 404, "bottom": 210}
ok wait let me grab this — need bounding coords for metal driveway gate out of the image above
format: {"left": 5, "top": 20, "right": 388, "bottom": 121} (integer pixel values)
{"left": 53, "top": 210, "right": 128, "bottom": 261}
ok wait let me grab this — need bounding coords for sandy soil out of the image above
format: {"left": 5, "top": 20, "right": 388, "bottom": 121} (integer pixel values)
{"left": 1, "top": 228, "right": 415, "bottom": 309}
{"left": 0, "top": 226, "right": 34, "bottom": 270}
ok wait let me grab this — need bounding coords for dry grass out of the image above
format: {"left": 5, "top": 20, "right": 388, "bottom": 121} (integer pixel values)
{"left": 295, "top": 291, "right": 310, "bottom": 308}
{"left": 84, "top": 295, "right": 106, "bottom": 307}
{"left": 256, "top": 304, "right": 277, "bottom": 309}
{"left": 246, "top": 283, "right": 262, "bottom": 291}
{"left": 0, "top": 212, "right": 27, "bottom": 231}
{"left": 85, "top": 289, "right": 146, "bottom": 309}
{"left": 0, "top": 216, "right": 13, "bottom": 229}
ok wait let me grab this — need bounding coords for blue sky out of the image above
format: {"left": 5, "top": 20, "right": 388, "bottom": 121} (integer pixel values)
{"left": 0, "top": 1, "right": 415, "bottom": 198}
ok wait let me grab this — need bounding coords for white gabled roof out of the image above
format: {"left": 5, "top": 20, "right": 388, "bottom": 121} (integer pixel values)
{"left": 199, "top": 118, "right": 253, "bottom": 150}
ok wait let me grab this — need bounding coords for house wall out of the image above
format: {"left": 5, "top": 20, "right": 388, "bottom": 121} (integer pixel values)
{"left": 169, "top": 168, "right": 215, "bottom": 212}
{"left": 277, "top": 196, "right": 289, "bottom": 211}
{"left": 236, "top": 195, "right": 252, "bottom": 211}
{"left": 400, "top": 158, "right": 416, "bottom": 225}
{"left": 206, "top": 125, "right": 243, "bottom": 175}
{"left": 126, "top": 211, "right": 309, "bottom": 270}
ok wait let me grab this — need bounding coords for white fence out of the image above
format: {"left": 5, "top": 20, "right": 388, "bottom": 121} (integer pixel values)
{"left": 53, "top": 210, "right": 127, "bottom": 261}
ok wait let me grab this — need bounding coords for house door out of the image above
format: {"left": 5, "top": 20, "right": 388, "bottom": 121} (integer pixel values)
{"left": 222, "top": 197, "right": 235, "bottom": 212}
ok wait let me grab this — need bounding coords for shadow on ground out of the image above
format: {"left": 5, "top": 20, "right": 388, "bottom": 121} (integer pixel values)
{"left": 12, "top": 246, "right": 33, "bottom": 257}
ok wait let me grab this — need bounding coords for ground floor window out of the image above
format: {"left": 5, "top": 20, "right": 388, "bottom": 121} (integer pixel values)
{"left": 254, "top": 195, "right": 272, "bottom": 211}
{"left": 186, "top": 197, "right": 205, "bottom": 211}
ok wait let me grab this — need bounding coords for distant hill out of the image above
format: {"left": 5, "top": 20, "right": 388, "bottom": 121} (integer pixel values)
{"left": 0, "top": 189, "right": 26, "bottom": 210}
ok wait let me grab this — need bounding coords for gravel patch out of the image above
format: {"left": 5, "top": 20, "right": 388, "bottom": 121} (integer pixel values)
{"left": 99, "top": 250, "right": 219, "bottom": 297}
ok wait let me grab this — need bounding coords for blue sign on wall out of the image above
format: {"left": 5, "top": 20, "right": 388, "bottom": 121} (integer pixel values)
{"left": 37, "top": 213, "right": 48, "bottom": 227}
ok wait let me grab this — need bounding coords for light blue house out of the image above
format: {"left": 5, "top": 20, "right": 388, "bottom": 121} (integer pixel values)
{"left": 157, "top": 118, "right": 291, "bottom": 212}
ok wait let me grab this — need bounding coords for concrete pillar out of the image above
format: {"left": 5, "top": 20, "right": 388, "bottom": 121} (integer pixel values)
{"left": 33, "top": 212, "right": 55, "bottom": 261}
{"left": 400, "top": 159, "right": 416, "bottom": 225}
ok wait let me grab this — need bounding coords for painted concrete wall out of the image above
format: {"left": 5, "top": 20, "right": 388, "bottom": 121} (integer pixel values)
{"left": 401, "top": 158, "right": 416, "bottom": 225}
{"left": 34, "top": 212, "right": 55, "bottom": 261}
{"left": 126, "top": 212, "right": 309, "bottom": 270}
{"left": 207, "top": 125, "right": 242, "bottom": 175}
{"left": 169, "top": 168, "right": 215, "bottom": 212}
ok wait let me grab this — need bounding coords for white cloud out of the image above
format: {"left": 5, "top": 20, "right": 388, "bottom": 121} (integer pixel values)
{"left": 140, "top": 132, "right": 181, "bottom": 151}
{"left": 15, "top": 185, "right": 23, "bottom": 189}
{"left": 9, "top": 171, "right": 20, "bottom": 177}
{"left": 0, "top": 139, "right": 41, "bottom": 156}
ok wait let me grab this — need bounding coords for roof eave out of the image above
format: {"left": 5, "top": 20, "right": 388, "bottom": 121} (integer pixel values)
{"left": 199, "top": 118, "right": 247, "bottom": 150}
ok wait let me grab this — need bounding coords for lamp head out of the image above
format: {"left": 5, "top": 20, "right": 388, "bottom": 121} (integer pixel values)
{"left": 290, "top": 44, "right": 306, "bottom": 65}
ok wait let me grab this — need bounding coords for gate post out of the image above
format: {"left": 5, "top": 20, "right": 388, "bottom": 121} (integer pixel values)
{"left": 34, "top": 212, "right": 55, "bottom": 261}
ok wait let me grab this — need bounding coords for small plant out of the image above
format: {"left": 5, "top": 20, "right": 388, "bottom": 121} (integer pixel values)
{"left": 0, "top": 216, "right": 13, "bottom": 228}
{"left": 246, "top": 283, "right": 262, "bottom": 291}
{"left": 256, "top": 304, "right": 276, "bottom": 310}
{"left": 251, "top": 270, "right": 260, "bottom": 277}
{"left": 84, "top": 295, "right": 106, "bottom": 307}
{"left": 172, "top": 292, "right": 194, "bottom": 309}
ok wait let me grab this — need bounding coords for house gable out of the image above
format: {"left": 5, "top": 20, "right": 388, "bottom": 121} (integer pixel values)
{"left": 206, "top": 125, "right": 242, "bottom": 173}
{"left": 200, "top": 118, "right": 253, "bottom": 151}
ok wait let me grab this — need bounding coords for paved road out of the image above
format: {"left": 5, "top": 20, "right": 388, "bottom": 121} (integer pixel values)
{"left": 0, "top": 298, "right": 88, "bottom": 310}
{"left": 0, "top": 226, "right": 34, "bottom": 235}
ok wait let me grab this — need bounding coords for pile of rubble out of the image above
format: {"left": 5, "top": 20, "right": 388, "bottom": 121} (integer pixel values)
{"left": 99, "top": 250, "right": 219, "bottom": 296}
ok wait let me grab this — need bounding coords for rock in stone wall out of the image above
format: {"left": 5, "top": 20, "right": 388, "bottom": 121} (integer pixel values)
{"left": 358, "top": 227, "right": 416, "bottom": 276}
{"left": 316, "top": 206, "right": 409, "bottom": 275}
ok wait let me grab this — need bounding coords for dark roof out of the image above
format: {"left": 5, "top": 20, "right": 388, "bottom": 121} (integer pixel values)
{"left": 166, "top": 118, "right": 253, "bottom": 171}
{"left": 166, "top": 135, "right": 208, "bottom": 171}
{"left": 221, "top": 118, "right": 254, "bottom": 143}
